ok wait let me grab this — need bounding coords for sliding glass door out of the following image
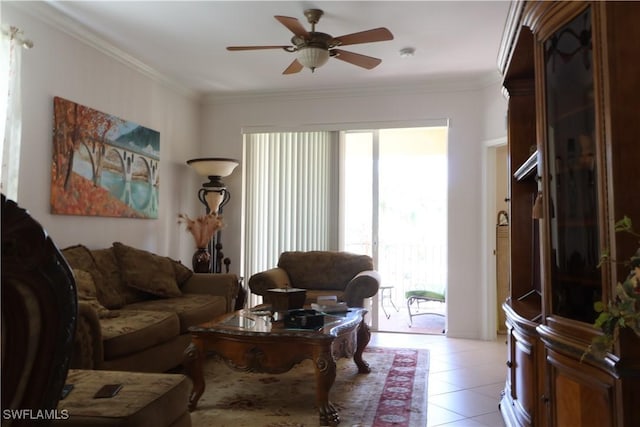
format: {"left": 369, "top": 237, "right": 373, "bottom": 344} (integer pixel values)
{"left": 341, "top": 127, "right": 448, "bottom": 331}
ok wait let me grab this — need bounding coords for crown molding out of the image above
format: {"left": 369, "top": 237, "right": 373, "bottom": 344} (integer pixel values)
{"left": 11, "top": 1, "right": 199, "bottom": 100}
{"left": 202, "top": 70, "right": 502, "bottom": 106}
{"left": 8, "top": 1, "right": 502, "bottom": 107}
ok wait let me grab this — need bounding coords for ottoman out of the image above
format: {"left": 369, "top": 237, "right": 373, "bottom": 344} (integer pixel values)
{"left": 55, "top": 369, "right": 191, "bottom": 427}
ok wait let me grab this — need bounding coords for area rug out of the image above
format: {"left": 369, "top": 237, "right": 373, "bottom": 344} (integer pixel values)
{"left": 189, "top": 347, "right": 429, "bottom": 427}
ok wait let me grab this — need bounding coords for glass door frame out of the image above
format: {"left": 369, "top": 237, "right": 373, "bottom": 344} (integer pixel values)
{"left": 339, "top": 127, "right": 449, "bottom": 332}
{"left": 339, "top": 130, "right": 382, "bottom": 328}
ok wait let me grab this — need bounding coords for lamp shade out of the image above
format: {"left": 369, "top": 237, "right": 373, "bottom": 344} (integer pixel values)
{"left": 297, "top": 46, "right": 330, "bottom": 70}
{"left": 186, "top": 158, "right": 239, "bottom": 178}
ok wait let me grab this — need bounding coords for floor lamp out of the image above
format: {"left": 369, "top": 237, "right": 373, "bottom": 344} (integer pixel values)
{"left": 186, "top": 157, "right": 239, "bottom": 273}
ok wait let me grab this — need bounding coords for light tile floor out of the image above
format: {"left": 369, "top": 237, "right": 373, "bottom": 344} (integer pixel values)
{"left": 370, "top": 332, "right": 507, "bottom": 427}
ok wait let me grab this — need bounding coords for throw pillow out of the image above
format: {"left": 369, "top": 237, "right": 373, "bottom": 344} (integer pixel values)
{"left": 92, "top": 248, "right": 148, "bottom": 304}
{"left": 62, "top": 244, "right": 123, "bottom": 309}
{"left": 73, "top": 269, "right": 118, "bottom": 319}
{"left": 171, "top": 258, "right": 194, "bottom": 287}
{"left": 112, "top": 242, "right": 182, "bottom": 298}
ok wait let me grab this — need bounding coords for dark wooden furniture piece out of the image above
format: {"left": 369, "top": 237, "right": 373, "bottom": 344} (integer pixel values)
{"left": 498, "top": 2, "right": 640, "bottom": 426}
{"left": 183, "top": 308, "right": 371, "bottom": 426}
{"left": 1, "top": 194, "right": 77, "bottom": 425}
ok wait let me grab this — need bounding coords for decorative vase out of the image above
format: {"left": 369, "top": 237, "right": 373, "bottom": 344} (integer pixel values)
{"left": 192, "top": 247, "right": 211, "bottom": 273}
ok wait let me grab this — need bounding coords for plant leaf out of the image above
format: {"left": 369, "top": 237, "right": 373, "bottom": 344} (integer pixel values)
{"left": 614, "top": 216, "right": 632, "bottom": 232}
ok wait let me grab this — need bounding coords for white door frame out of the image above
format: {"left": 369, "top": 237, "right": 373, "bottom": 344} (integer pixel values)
{"left": 481, "top": 136, "right": 507, "bottom": 340}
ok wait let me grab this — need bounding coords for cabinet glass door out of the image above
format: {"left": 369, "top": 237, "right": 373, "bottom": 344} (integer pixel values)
{"left": 543, "top": 6, "right": 600, "bottom": 323}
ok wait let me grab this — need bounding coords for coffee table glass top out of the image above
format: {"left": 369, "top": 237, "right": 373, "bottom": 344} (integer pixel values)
{"left": 191, "top": 308, "right": 366, "bottom": 337}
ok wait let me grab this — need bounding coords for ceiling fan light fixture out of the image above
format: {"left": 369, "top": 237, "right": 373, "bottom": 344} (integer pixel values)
{"left": 297, "top": 46, "right": 330, "bottom": 71}
{"left": 227, "top": 9, "right": 393, "bottom": 75}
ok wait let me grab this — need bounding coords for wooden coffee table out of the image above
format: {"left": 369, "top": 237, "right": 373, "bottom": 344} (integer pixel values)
{"left": 183, "top": 308, "right": 371, "bottom": 426}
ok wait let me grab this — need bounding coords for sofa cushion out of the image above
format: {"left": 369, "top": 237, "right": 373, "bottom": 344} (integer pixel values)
{"left": 172, "top": 259, "right": 193, "bottom": 287}
{"left": 100, "top": 310, "right": 180, "bottom": 360}
{"left": 126, "top": 294, "right": 226, "bottom": 333}
{"left": 91, "top": 247, "right": 149, "bottom": 304}
{"left": 112, "top": 242, "right": 182, "bottom": 298}
{"left": 73, "top": 269, "right": 118, "bottom": 319}
{"left": 57, "top": 369, "right": 190, "bottom": 427}
{"left": 278, "top": 251, "right": 374, "bottom": 290}
{"left": 62, "top": 244, "right": 123, "bottom": 309}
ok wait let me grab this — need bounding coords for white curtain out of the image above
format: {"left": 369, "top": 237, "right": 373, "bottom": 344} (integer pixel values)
{"left": 1, "top": 26, "right": 27, "bottom": 201}
{"left": 243, "top": 131, "right": 338, "bottom": 304}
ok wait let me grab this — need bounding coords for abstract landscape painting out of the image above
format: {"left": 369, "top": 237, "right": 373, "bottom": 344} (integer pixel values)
{"left": 51, "top": 97, "right": 159, "bottom": 218}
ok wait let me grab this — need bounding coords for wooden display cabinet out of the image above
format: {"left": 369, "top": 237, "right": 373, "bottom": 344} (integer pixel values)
{"left": 498, "top": 1, "right": 640, "bottom": 426}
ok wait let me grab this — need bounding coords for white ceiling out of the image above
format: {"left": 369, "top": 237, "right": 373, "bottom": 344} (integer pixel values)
{"left": 41, "top": 1, "right": 511, "bottom": 97}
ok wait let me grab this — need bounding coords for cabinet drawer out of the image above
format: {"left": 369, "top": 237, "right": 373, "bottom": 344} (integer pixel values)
{"left": 546, "top": 348, "right": 615, "bottom": 427}
{"left": 513, "top": 330, "right": 536, "bottom": 424}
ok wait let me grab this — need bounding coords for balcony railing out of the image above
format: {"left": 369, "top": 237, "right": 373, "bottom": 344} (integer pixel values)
{"left": 378, "top": 242, "right": 447, "bottom": 304}
{"left": 346, "top": 242, "right": 447, "bottom": 307}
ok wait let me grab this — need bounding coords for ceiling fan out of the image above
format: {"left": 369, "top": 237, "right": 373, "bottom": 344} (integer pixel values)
{"left": 226, "top": 9, "right": 394, "bottom": 74}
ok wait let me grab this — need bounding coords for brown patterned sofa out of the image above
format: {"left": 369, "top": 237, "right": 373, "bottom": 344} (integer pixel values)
{"left": 2, "top": 195, "right": 193, "bottom": 427}
{"left": 62, "top": 242, "right": 239, "bottom": 373}
{"left": 248, "top": 251, "right": 380, "bottom": 307}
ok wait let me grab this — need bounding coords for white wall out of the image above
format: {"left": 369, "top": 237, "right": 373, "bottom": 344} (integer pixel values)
{"left": 482, "top": 79, "right": 508, "bottom": 141}
{"left": 3, "top": 3, "right": 203, "bottom": 265}
{"left": 4, "top": 2, "right": 508, "bottom": 340}
{"left": 202, "top": 80, "right": 507, "bottom": 339}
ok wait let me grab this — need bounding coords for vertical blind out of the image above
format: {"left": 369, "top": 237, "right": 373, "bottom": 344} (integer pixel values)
{"left": 243, "top": 131, "right": 338, "bottom": 300}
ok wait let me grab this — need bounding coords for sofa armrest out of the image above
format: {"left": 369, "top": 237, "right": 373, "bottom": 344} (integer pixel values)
{"left": 248, "top": 267, "right": 291, "bottom": 297}
{"left": 181, "top": 273, "right": 240, "bottom": 312}
{"left": 343, "top": 270, "right": 381, "bottom": 307}
{"left": 70, "top": 302, "right": 104, "bottom": 370}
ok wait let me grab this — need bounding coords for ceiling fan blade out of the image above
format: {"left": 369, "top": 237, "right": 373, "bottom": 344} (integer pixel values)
{"left": 333, "top": 28, "right": 394, "bottom": 47}
{"left": 332, "top": 49, "right": 382, "bottom": 70}
{"left": 274, "top": 16, "right": 309, "bottom": 38}
{"left": 283, "top": 59, "right": 304, "bottom": 75}
{"left": 227, "top": 45, "right": 291, "bottom": 51}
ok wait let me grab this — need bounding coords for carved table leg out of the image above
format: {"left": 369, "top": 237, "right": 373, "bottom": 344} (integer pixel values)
{"left": 314, "top": 350, "right": 340, "bottom": 426}
{"left": 354, "top": 318, "right": 371, "bottom": 373}
{"left": 183, "top": 339, "right": 205, "bottom": 411}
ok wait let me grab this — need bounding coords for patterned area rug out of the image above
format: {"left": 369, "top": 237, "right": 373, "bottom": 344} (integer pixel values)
{"left": 189, "top": 347, "right": 429, "bottom": 427}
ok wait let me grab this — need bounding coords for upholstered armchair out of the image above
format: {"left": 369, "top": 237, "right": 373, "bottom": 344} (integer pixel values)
{"left": 248, "top": 251, "right": 381, "bottom": 308}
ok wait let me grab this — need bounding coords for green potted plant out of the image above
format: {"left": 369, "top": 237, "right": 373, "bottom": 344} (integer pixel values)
{"left": 585, "top": 216, "right": 640, "bottom": 359}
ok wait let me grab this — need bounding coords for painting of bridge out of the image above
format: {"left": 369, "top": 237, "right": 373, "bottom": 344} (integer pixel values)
{"left": 51, "top": 96, "right": 160, "bottom": 218}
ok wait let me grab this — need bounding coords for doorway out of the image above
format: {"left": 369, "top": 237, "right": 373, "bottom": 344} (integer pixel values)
{"left": 340, "top": 127, "right": 448, "bottom": 333}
